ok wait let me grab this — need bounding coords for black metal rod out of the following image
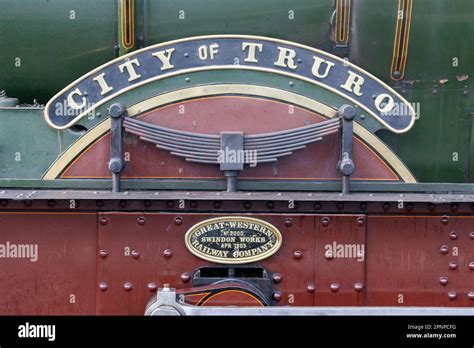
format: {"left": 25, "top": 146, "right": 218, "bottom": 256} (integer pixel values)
{"left": 108, "top": 103, "right": 126, "bottom": 193}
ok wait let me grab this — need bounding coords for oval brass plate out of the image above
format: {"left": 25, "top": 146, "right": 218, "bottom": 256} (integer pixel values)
{"left": 185, "top": 216, "right": 282, "bottom": 264}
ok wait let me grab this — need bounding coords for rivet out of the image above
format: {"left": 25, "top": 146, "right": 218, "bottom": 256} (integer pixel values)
{"left": 99, "top": 249, "right": 108, "bottom": 258}
{"left": 314, "top": 202, "right": 322, "bottom": 210}
{"left": 123, "top": 282, "right": 133, "bottom": 291}
{"left": 174, "top": 217, "right": 183, "bottom": 226}
{"left": 99, "top": 282, "right": 108, "bottom": 291}
{"left": 24, "top": 200, "right": 33, "bottom": 207}
{"left": 448, "top": 291, "right": 457, "bottom": 300}
{"left": 337, "top": 202, "right": 344, "bottom": 210}
{"left": 360, "top": 202, "right": 367, "bottom": 210}
{"left": 131, "top": 250, "right": 140, "bottom": 259}
{"left": 266, "top": 201, "right": 275, "bottom": 209}
{"left": 450, "top": 203, "right": 458, "bottom": 212}
{"left": 119, "top": 200, "right": 127, "bottom": 208}
{"left": 284, "top": 218, "right": 293, "bottom": 227}
{"left": 449, "top": 231, "right": 457, "bottom": 240}
{"left": 356, "top": 217, "right": 365, "bottom": 226}
{"left": 47, "top": 199, "right": 56, "bottom": 208}
{"left": 449, "top": 261, "right": 458, "bottom": 270}
{"left": 330, "top": 283, "right": 340, "bottom": 292}
{"left": 406, "top": 203, "right": 414, "bottom": 211}
{"left": 321, "top": 217, "right": 330, "bottom": 227}
{"left": 293, "top": 250, "right": 303, "bottom": 259}
{"left": 324, "top": 250, "right": 334, "bottom": 260}
{"left": 307, "top": 284, "right": 316, "bottom": 293}
{"left": 428, "top": 203, "right": 435, "bottom": 211}
{"left": 383, "top": 203, "right": 391, "bottom": 211}
{"left": 468, "top": 292, "right": 474, "bottom": 300}
{"left": 439, "top": 277, "right": 448, "bottom": 285}
{"left": 272, "top": 273, "right": 283, "bottom": 283}
{"left": 96, "top": 200, "right": 104, "bottom": 208}
{"left": 470, "top": 232, "right": 474, "bottom": 240}
{"left": 354, "top": 283, "right": 363, "bottom": 292}
{"left": 148, "top": 282, "right": 157, "bottom": 292}
{"left": 289, "top": 81, "right": 294, "bottom": 87}
{"left": 189, "top": 200, "right": 198, "bottom": 208}
{"left": 163, "top": 249, "right": 173, "bottom": 258}
{"left": 143, "top": 200, "right": 152, "bottom": 208}
{"left": 469, "top": 261, "right": 474, "bottom": 270}
{"left": 166, "top": 201, "right": 174, "bottom": 208}
{"left": 0, "top": 200, "right": 8, "bottom": 207}
{"left": 185, "top": 77, "right": 191, "bottom": 82}
{"left": 137, "top": 217, "right": 146, "bottom": 225}
{"left": 99, "top": 217, "right": 108, "bottom": 225}
{"left": 243, "top": 201, "right": 252, "bottom": 209}
{"left": 213, "top": 201, "right": 222, "bottom": 208}
{"left": 272, "top": 292, "right": 282, "bottom": 301}
{"left": 441, "top": 216, "right": 449, "bottom": 225}
{"left": 180, "top": 273, "right": 191, "bottom": 283}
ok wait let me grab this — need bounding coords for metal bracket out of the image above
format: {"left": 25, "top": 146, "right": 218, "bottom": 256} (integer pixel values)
{"left": 108, "top": 103, "right": 126, "bottom": 193}
{"left": 337, "top": 104, "right": 356, "bottom": 195}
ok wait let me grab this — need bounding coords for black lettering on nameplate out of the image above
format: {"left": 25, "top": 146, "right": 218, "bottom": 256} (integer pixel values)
{"left": 185, "top": 216, "right": 282, "bottom": 264}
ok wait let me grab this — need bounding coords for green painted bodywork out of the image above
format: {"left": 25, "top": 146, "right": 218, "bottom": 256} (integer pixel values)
{"left": 0, "top": 0, "right": 473, "bottom": 188}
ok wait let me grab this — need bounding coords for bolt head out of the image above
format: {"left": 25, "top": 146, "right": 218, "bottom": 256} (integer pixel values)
{"left": 324, "top": 250, "right": 334, "bottom": 260}
{"left": 307, "top": 284, "right": 316, "bottom": 293}
{"left": 96, "top": 200, "right": 104, "bottom": 207}
{"left": 174, "top": 217, "right": 183, "bottom": 226}
{"left": 440, "top": 245, "right": 449, "bottom": 254}
{"left": 180, "top": 273, "right": 191, "bottom": 283}
{"left": 314, "top": 203, "right": 322, "bottom": 210}
{"left": 469, "top": 262, "right": 474, "bottom": 270}
{"left": 441, "top": 216, "right": 449, "bottom": 225}
{"left": 148, "top": 283, "right": 157, "bottom": 292}
{"left": 0, "top": 200, "right": 8, "bottom": 207}
{"left": 284, "top": 218, "right": 293, "bottom": 227}
{"left": 450, "top": 203, "right": 458, "bottom": 212}
{"left": 448, "top": 291, "right": 457, "bottom": 300}
{"left": 449, "top": 261, "right": 458, "bottom": 270}
{"left": 354, "top": 283, "right": 363, "bottom": 292}
{"left": 383, "top": 203, "right": 391, "bottom": 211}
{"left": 449, "top": 231, "right": 457, "bottom": 240}
{"left": 272, "top": 292, "right": 282, "bottom": 301}
{"left": 338, "top": 104, "right": 356, "bottom": 121}
{"left": 330, "top": 283, "right": 340, "bottom": 292}
{"left": 272, "top": 273, "right": 283, "bottom": 283}
{"left": 439, "top": 276, "right": 448, "bottom": 285}
{"left": 99, "top": 250, "right": 108, "bottom": 258}
{"left": 321, "top": 217, "right": 330, "bottom": 227}
{"left": 470, "top": 232, "right": 474, "bottom": 240}
{"left": 108, "top": 103, "right": 126, "bottom": 118}
{"left": 360, "top": 202, "right": 367, "bottom": 210}
{"left": 243, "top": 201, "right": 252, "bottom": 209}
{"left": 119, "top": 200, "right": 127, "bottom": 208}
{"left": 123, "top": 282, "right": 133, "bottom": 291}
{"left": 428, "top": 203, "right": 435, "bottom": 211}
{"left": 337, "top": 202, "right": 344, "bottom": 210}
{"left": 99, "top": 217, "right": 108, "bottom": 225}
{"left": 99, "top": 282, "right": 108, "bottom": 291}
{"left": 143, "top": 200, "right": 152, "bottom": 208}
{"left": 356, "top": 217, "right": 365, "bottom": 226}
{"left": 293, "top": 250, "right": 303, "bottom": 259}
{"left": 163, "top": 249, "right": 173, "bottom": 258}
{"left": 468, "top": 292, "right": 474, "bottom": 300}
{"left": 166, "top": 201, "right": 174, "bottom": 208}
{"left": 213, "top": 201, "right": 222, "bottom": 209}
{"left": 108, "top": 158, "right": 123, "bottom": 173}
{"left": 137, "top": 217, "right": 146, "bottom": 226}
{"left": 131, "top": 250, "right": 140, "bottom": 259}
